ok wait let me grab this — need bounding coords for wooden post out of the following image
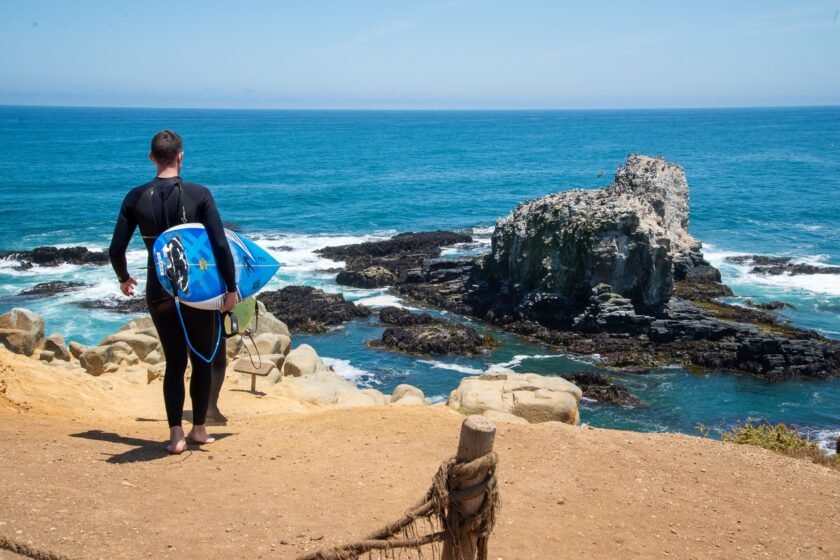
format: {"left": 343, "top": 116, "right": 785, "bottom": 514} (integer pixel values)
{"left": 441, "top": 415, "right": 496, "bottom": 560}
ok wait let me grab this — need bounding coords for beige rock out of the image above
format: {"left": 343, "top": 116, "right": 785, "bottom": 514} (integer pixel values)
{"left": 101, "top": 332, "right": 160, "bottom": 361}
{"left": 390, "top": 384, "right": 425, "bottom": 404}
{"left": 253, "top": 333, "right": 292, "bottom": 356}
{"left": 391, "top": 395, "right": 426, "bottom": 406}
{"left": 144, "top": 350, "right": 163, "bottom": 365}
{"left": 44, "top": 333, "right": 71, "bottom": 361}
{"left": 79, "top": 341, "right": 133, "bottom": 376}
{"left": 482, "top": 410, "right": 529, "bottom": 425}
{"left": 361, "top": 388, "right": 387, "bottom": 406}
{"left": 258, "top": 353, "right": 286, "bottom": 370}
{"left": 39, "top": 350, "right": 55, "bottom": 362}
{"left": 0, "top": 308, "right": 45, "bottom": 356}
{"left": 281, "top": 344, "right": 322, "bottom": 377}
{"left": 118, "top": 316, "right": 155, "bottom": 333}
{"left": 280, "top": 368, "right": 354, "bottom": 405}
{"left": 68, "top": 341, "right": 85, "bottom": 359}
{"left": 447, "top": 370, "right": 581, "bottom": 425}
{"left": 254, "top": 302, "right": 291, "bottom": 338}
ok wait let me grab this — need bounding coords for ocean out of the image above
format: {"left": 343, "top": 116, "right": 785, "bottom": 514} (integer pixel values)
{"left": 0, "top": 106, "right": 838, "bottom": 448}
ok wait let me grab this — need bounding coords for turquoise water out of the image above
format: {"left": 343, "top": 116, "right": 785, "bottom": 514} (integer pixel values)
{"left": 0, "top": 106, "right": 838, "bottom": 447}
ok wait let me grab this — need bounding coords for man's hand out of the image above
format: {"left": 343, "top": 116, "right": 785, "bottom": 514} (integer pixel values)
{"left": 120, "top": 277, "right": 138, "bottom": 296}
{"left": 220, "top": 290, "right": 238, "bottom": 313}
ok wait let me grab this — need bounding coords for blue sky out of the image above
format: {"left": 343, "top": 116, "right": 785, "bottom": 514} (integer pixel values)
{"left": 1, "top": 0, "right": 838, "bottom": 109}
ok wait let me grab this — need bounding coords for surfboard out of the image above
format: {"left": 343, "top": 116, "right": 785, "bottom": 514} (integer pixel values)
{"left": 153, "top": 224, "right": 280, "bottom": 310}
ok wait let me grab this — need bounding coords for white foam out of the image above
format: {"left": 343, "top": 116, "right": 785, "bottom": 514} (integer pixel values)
{"left": 471, "top": 226, "right": 495, "bottom": 235}
{"left": 704, "top": 245, "right": 840, "bottom": 297}
{"left": 321, "top": 357, "right": 380, "bottom": 385}
{"left": 419, "top": 360, "right": 484, "bottom": 375}
{"left": 487, "top": 354, "right": 563, "bottom": 371}
{"left": 355, "top": 294, "right": 415, "bottom": 309}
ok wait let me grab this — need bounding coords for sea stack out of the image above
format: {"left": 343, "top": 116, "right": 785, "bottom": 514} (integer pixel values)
{"left": 479, "top": 155, "right": 699, "bottom": 325}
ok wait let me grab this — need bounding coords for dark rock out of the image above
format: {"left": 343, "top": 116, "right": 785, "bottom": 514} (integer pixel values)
{"left": 376, "top": 324, "right": 487, "bottom": 356}
{"left": 317, "top": 231, "right": 471, "bottom": 261}
{"left": 565, "top": 371, "right": 641, "bottom": 406}
{"left": 378, "top": 306, "right": 438, "bottom": 326}
{"left": 572, "top": 284, "right": 655, "bottom": 334}
{"left": 268, "top": 245, "right": 294, "bottom": 252}
{"left": 726, "top": 255, "right": 840, "bottom": 276}
{"left": 336, "top": 266, "right": 396, "bottom": 288}
{"left": 481, "top": 155, "right": 696, "bottom": 323}
{"left": 726, "top": 255, "right": 791, "bottom": 266}
{"left": 745, "top": 300, "right": 795, "bottom": 311}
{"left": 752, "top": 263, "right": 840, "bottom": 276}
{"left": 0, "top": 246, "right": 109, "bottom": 267}
{"left": 76, "top": 297, "right": 147, "bottom": 314}
{"left": 19, "top": 281, "right": 87, "bottom": 297}
{"left": 257, "top": 286, "right": 371, "bottom": 333}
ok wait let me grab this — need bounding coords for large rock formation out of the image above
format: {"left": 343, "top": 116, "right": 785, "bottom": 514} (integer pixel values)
{"left": 477, "top": 155, "right": 697, "bottom": 325}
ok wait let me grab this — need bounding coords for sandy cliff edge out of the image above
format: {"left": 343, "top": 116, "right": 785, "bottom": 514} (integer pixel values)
{"left": 0, "top": 347, "right": 838, "bottom": 560}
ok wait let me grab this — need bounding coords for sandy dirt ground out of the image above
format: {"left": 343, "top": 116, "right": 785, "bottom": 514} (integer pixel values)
{"left": 0, "top": 348, "right": 838, "bottom": 560}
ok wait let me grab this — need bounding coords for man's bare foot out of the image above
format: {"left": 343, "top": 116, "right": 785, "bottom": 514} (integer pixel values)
{"left": 187, "top": 425, "right": 216, "bottom": 445}
{"left": 166, "top": 426, "right": 187, "bottom": 454}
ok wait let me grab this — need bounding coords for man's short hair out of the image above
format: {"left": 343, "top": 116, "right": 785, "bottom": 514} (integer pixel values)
{"left": 151, "top": 130, "right": 183, "bottom": 166}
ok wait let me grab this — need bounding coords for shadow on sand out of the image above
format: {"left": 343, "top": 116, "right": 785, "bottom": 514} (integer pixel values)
{"left": 69, "top": 430, "right": 234, "bottom": 464}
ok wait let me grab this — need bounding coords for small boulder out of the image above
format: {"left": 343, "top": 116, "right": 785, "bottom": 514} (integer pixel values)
{"left": 0, "top": 308, "right": 45, "bottom": 356}
{"left": 391, "top": 384, "right": 425, "bottom": 404}
{"left": 45, "top": 333, "right": 71, "bottom": 361}
{"left": 254, "top": 301, "right": 291, "bottom": 337}
{"left": 281, "top": 344, "right": 322, "bottom": 377}
{"left": 448, "top": 370, "right": 581, "bottom": 425}
{"left": 144, "top": 350, "right": 164, "bottom": 365}
{"left": 101, "top": 332, "right": 160, "bottom": 361}
{"left": 336, "top": 266, "right": 397, "bottom": 288}
{"left": 68, "top": 341, "right": 85, "bottom": 359}
{"left": 253, "top": 333, "right": 292, "bottom": 356}
{"left": 39, "top": 350, "right": 55, "bottom": 362}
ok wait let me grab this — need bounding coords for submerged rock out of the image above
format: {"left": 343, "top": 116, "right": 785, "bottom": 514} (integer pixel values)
{"left": 373, "top": 306, "right": 488, "bottom": 356}
{"left": 257, "top": 286, "right": 371, "bottom": 333}
{"left": 377, "top": 324, "right": 487, "bottom": 356}
{"left": 76, "top": 297, "right": 147, "bottom": 314}
{"left": 0, "top": 246, "right": 109, "bottom": 267}
{"left": 19, "top": 281, "right": 87, "bottom": 297}
{"left": 320, "top": 231, "right": 473, "bottom": 287}
{"left": 726, "top": 255, "right": 840, "bottom": 276}
{"left": 564, "top": 371, "right": 641, "bottom": 406}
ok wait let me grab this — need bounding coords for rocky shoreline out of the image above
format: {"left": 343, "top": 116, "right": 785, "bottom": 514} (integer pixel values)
{"left": 0, "top": 305, "right": 583, "bottom": 426}
{"left": 316, "top": 155, "right": 840, "bottom": 381}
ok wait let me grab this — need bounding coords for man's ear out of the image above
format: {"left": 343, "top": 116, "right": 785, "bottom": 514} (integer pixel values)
{"left": 149, "top": 151, "right": 157, "bottom": 164}
{"left": 177, "top": 151, "right": 184, "bottom": 165}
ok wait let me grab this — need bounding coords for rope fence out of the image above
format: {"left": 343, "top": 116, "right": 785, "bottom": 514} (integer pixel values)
{"left": 299, "top": 415, "right": 500, "bottom": 560}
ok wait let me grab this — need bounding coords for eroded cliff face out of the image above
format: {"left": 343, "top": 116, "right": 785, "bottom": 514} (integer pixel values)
{"left": 482, "top": 155, "right": 698, "bottom": 324}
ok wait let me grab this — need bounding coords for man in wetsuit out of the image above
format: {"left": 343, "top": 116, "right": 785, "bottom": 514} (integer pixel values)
{"left": 109, "top": 130, "right": 237, "bottom": 454}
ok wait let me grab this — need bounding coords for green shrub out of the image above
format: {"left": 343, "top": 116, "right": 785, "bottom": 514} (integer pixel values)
{"left": 722, "top": 423, "right": 839, "bottom": 470}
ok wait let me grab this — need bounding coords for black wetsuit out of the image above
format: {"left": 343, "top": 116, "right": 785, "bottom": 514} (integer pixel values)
{"left": 109, "top": 176, "right": 235, "bottom": 427}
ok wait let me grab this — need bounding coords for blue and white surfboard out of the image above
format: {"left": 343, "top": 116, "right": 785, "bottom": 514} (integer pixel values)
{"left": 153, "top": 224, "right": 280, "bottom": 310}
